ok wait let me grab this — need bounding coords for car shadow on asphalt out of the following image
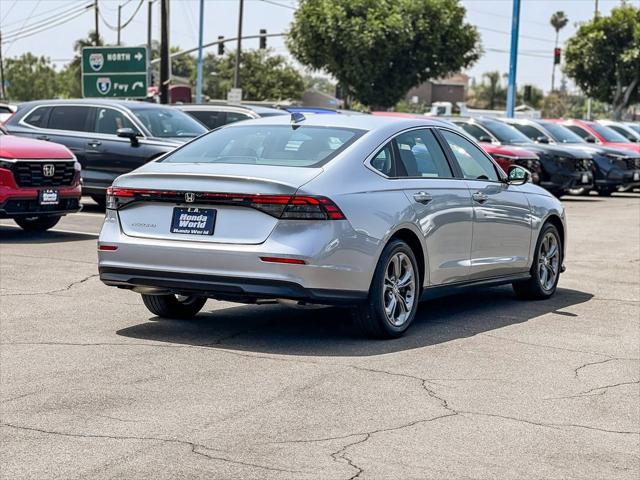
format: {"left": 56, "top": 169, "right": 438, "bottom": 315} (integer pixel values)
{"left": 0, "top": 226, "right": 97, "bottom": 243}
{"left": 116, "top": 286, "right": 593, "bottom": 357}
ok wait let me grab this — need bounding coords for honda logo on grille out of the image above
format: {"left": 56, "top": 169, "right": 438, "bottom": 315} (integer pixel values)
{"left": 184, "top": 192, "right": 195, "bottom": 203}
{"left": 42, "top": 164, "right": 55, "bottom": 177}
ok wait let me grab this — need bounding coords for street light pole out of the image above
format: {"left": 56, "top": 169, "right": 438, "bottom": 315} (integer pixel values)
{"left": 233, "top": 0, "right": 244, "bottom": 89}
{"left": 506, "top": 0, "right": 521, "bottom": 118}
{"left": 117, "top": 4, "right": 122, "bottom": 45}
{"left": 195, "top": 0, "right": 205, "bottom": 103}
{"left": 587, "top": 0, "right": 599, "bottom": 120}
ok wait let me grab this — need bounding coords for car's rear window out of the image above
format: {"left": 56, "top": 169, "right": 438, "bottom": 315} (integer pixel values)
{"left": 162, "top": 125, "right": 364, "bottom": 167}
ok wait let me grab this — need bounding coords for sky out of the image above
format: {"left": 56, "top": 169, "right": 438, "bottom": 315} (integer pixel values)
{"left": 0, "top": 0, "right": 638, "bottom": 94}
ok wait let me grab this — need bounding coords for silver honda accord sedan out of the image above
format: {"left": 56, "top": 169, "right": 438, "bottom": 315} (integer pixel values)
{"left": 98, "top": 114, "right": 566, "bottom": 338}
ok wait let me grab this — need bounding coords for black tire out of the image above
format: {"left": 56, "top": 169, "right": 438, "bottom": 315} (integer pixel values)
{"left": 14, "top": 216, "right": 61, "bottom": 232}
{"left": 597, "top": 187, "right": 615, "bottom": 197}
{"left": 90, "top": 195, "right": 106, "bottom": 209}
{"left": 141, "top": 294, "right": 207, "bottom": 319}
{"left": 513, "top": 223, "right": 562, "bottom": 300}
{"left": 351, "top": 239, "right": 420, "bottom": 339}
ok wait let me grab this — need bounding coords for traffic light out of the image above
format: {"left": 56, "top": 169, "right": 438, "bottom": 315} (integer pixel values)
{"left": 259, "top": 29, "right": 267, "bottom": 49}
{"left": 218, "top": 36, "right": 225, "bottom": 56}
{"left": 524, "top": 84, "right": 532, "bottom": 102}
{"left": 554, "top": 47, "right": 561, "bottom": 65}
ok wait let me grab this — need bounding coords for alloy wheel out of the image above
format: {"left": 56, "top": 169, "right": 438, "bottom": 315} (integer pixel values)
{"left": 382, "top": 252, "right": 416, "bottom": 326}
{"left": 538, "top": 232, "right": 560, "bottom": 291}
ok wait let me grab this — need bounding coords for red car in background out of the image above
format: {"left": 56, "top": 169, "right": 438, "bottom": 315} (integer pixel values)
{"left": 371, "top": 112, "right": 541, "bottom": 181}
{"left": 0, "top": 126, "right": 81, "bottom": 231}
{"left": 548, "top": 119, "right": 640, "bottom": 154}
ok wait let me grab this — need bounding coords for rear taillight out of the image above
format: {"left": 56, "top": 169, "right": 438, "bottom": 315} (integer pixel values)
{"left": 105, "top": 187, "right": 345, "bottom": 220}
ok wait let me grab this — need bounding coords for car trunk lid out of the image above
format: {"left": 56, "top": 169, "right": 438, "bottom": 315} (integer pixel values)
{"left": 113, "top": 163, "right": 323, "bottom": 244}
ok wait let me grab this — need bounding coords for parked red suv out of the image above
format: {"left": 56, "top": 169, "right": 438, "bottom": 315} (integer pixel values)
{"left": 0, "top": 126, "right": 81, "bottom": 231}
{"left": 549, "top": 119, "right": 640, "bottom": 154}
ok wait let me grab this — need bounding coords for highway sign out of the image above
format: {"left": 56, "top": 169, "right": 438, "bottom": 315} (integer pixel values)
{"left": 82, "top": 46, "right": 147, "bottom": 98}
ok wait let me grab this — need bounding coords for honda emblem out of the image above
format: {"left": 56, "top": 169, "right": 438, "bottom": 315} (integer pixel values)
{"left": 184, "top": 192, "right": 195, "bottom": 203}
{"left": 42, "top": 164, "right": 55, "bottom": 177}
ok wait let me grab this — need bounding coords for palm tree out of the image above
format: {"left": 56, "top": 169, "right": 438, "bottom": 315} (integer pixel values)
{"left": 481, "top": 71, "right": 507, "bottom": 110}
{"left": 550, "top": 11, "right": 569, "bottom": 91}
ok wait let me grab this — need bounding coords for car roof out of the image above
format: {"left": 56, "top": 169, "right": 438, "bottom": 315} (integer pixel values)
{"left": 174, "top": 103, "right": 288, "bottom": 116}
{"left": 223, "top": 112, "right": 457, "bottom": 132}
{"left": 16, "top": 99, "right": 168, "bottom": 111}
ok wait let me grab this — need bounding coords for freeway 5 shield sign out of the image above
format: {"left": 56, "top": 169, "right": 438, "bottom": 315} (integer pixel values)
{"left": 82, "top": 74, "right": 147, "bottom": 98}
{"left": 82, "top": 46, "right": 147, "bottom": 98}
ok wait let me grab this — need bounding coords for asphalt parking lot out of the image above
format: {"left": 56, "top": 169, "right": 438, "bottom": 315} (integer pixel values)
{"left": 1, "top": 194, "right": 639, "bottom": 480}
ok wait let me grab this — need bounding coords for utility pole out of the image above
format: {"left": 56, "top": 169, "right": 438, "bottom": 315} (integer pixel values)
{"left": 94, "top": 0, "right": 100, "bottom": 44}
{"left": 147, "top": 0, "right": 153, "bottom": 87}
{"left": 506, "top": 0, "right": 521, "bottom": 118}
{"left": 195, "top": 0, "right": 205, "bottom": 103}
{"left": 159, "top": 0, "right": 170, "bottom": 104}
{"left": 117, "top": 4, "right": 122, "bottom": 45}
{"left": 233, "top": 0, "right": 244, "bottom": 89}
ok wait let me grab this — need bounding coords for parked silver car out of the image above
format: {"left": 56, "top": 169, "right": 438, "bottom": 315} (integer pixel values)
{"left": 98, "top": 114, "right": 566, "bottom": 338}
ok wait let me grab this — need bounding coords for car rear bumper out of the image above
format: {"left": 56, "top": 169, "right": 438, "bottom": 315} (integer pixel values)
{"left": 99, "top": 266, "right": 367, "bottom": 304}
{"left": 97, "top": 210, "right": 378, "bottom": 300}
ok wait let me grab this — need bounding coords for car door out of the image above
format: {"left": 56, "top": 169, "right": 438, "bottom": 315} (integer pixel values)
{"left": 44, "top": 105, "right": 94, "bottom": 168}
{"left": 87, "top": 106, "right": 150, "bottom": 190}
{"left": 439, "top": 129, "right": 532, "bottom": 280}
{"left": 382, "top": 128, "right": 474, "bottom": 285}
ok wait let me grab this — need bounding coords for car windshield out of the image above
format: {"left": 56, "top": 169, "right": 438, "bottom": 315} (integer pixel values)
{"left": 539, "top": 122, "right": 585, "bottom": 144}
{"left": 481, "top": 120, "right": 532, "bottom": 144}
{"left": 162, "top": 125, "right": 364, "bottom": 167}
{"left": 132, "top": 107, "right": 207, "bottom": 138}
{"left": 589, "top": 123, "right": 629, "bottom": 142}
{"left": 627, "top": 124, "right": 640, "bottom": 135}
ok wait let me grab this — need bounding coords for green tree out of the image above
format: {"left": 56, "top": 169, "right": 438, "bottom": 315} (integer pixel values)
{"left": 287, "top": 0, "right": 480, "bottom": 108}
{"left": 4, "top": 53, "right": 58, "bottom": 101}
{"left": 550, "top": 11, "right": 568, "bottom": 91}
{"left": 215, "top": 49, "right": 305, "bottom": 101}
{"left": 467, "top": 71, "right": 507, "bottom": 110}
{"left": 565, "top": 4, "right": 639, "bottom": 120}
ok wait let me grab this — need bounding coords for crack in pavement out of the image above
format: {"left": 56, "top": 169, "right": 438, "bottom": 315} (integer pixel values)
{"left": 1, "top": 423, "right": 301, "bottom": 474}
{"left": 1, "top": 274, "right": 99, "bottom": 297}
{"left": 574, "top": 358, "right": 621, "bottom": 378}
{"left": 481, "top": 333, "right": 633, "bottom": 359}
{"left": 548, "top": 380, "right": 640, "bottom": 401}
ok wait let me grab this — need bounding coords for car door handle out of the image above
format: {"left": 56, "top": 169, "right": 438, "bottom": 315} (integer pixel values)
{"left": 87, "top": 140, "right": 102, "bottom": 148}
{"left": 472, "top": 192, "right": 489, "bottom": 203}
{"left": 413, "top": 192, "right": 433, "bottom": 204}
{"left": 36, "top": 135, "right": 49, "bottom": 141}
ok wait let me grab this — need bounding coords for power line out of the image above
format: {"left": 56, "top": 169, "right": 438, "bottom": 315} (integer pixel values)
{"left": 0, "top": 0, "right": 19, "bottom": 25}
{"left": 1, "top": 0, "right": 41, "bottom": 53}
{"left": 0, "top": 0, "right": 79, "bottom": 28}
{"left": 99, "top": 0, "right": 144, "bottom": 31}
{"left": 260, "top": 0, "right": 297, "bottom": 10}
{"left": 2, "top": 2, "right": 92, "bottom": 38}
{"left": 1, "top": 6, "right": 91, "bottom": 45}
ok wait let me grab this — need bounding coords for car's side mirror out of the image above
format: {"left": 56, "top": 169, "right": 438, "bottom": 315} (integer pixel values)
{"left": 536, "top": 136, "right": 550, "bottom": 144}
{"left": 117, "top": 128, "right": 140, "bottom": 145}
{"left": 478, "top": 135, "right": 493, "bottom": 143}
{"left": 507, "top": 165, "right": 530, "bottom": 185}
{"left": 585, "top": 136, "right": 597, "bottom": 143}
